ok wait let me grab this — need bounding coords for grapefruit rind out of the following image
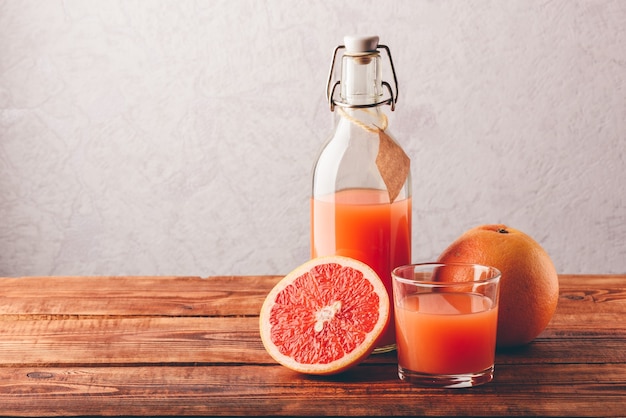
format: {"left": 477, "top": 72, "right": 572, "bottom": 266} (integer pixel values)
{"left": 259, "top": 256, "right": 390, "bottom": 375}
{"left": 437, "top": 224, "right": 559, "bottom": 347}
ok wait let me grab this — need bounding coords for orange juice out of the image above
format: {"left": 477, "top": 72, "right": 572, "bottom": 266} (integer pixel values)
{"left": 311, "top": 188, "right": 412, "bottom": 348}
{"left": 395, "top": 292, "right": 498, "bottom": 374}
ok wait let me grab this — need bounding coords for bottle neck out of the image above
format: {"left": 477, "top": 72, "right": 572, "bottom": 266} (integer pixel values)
{"left": 340, "top": 52, "right": 383, "bottom": 106}
{"left": 336, "top": 106, "right": 388, "bottom": 134}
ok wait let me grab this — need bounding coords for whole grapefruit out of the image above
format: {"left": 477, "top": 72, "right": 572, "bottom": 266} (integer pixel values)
{"left": 259, "top": 256, "right": 389, "bottom": 375}
{"left": 437, "top": 224, "right": 559, "bottom": 347}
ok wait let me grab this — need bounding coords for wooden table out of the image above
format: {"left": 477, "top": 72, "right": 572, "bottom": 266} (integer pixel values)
{"left": 1, "top": 274, "right": 624, "bottom": 417}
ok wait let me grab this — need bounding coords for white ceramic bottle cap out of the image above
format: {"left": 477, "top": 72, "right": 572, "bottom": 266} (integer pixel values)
{"left": 343, "top": 35, "right": 379, "bottom": 54}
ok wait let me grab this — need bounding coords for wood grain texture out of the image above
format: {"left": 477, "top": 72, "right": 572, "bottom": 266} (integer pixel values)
{"left": 0, "top": 276, "right": 279, "bottom": 316}
{"left": 0, "top": 364, "right": 624, "bottom": 417}
{"left": 0, "top": 275, "right": 624, "bottom": 417}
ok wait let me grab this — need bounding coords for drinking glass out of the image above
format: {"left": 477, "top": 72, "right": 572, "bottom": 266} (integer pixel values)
{"left": 392, "top": 263, "right": 501, "bottom": 388}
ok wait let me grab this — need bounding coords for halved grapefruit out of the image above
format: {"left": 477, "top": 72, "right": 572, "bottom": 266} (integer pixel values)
{"left": 259, "top": 256, "right": 390, "bottom": 375}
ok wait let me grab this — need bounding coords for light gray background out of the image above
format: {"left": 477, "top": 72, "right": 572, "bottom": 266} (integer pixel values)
{"left": 1, "top": 0, "right": 624, "bottom": 276}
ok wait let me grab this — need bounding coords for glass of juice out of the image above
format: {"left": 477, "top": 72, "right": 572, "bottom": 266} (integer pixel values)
{"left": 392, "top": 263, "right": 501, "bottom": 388}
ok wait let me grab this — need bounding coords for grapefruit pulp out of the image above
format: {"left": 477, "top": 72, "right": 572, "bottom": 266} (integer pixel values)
{"left": 259, "top": 256, "right": 390, "bottom": 375}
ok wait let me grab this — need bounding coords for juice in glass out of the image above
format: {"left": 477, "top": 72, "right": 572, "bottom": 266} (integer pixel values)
{"left": 311, "top": 188, "right": 412, "bottom": 350}
{"left": 395, "top": 292, "right": 498, "bottom": 375}
{"left": 392, "top": 263, "right": 501, "bottom": 387}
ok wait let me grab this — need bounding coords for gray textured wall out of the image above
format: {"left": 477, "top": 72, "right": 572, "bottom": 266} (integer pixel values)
{"left": 1, "top": 0, "right": 624, "bottom": 276}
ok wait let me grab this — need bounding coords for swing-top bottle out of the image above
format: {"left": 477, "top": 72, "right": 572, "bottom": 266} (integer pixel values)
{"left": 311, "top": 35, "right": 412, "bottom": 353}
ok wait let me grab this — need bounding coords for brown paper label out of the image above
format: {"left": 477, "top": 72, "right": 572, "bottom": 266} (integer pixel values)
{"left": 376, "top": 130, "right": 410, "bottom": 203}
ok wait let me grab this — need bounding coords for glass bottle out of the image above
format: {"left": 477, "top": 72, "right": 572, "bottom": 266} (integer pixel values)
{"left": 311, "top": 35, "right": 412, "bottom": 353}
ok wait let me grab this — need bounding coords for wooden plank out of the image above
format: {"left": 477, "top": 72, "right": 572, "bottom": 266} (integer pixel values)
{"left": 495, "top": 338, "right": 626, "bottom": 364}
{"left": 0, "top": 276, "right": 281, "bottom": 317}
{"left": 0, "top": 317, "right": 268, "bottom": 366}
{"left": 556, "top": 274, "right": 626, "bottom": 286}
{"left": 1, "top": 275, "right": 624, "bottom": 318}
{"left": 0, "top": 364, "right": 624, "bottom": 417}
{"left": 0, "top": 315, "right": 623, "bottom": 367}
{"left": 557, "top": 282, "right": 626, "bottom": 313}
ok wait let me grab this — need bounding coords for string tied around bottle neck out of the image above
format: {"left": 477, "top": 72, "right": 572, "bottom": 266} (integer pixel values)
{"left": 336, "top": 107, "right": 388, "bottom": 133}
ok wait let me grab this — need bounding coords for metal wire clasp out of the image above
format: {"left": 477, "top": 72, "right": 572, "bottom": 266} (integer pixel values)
{"left": 326, "top": 44, "right": 399, "bottom": 112}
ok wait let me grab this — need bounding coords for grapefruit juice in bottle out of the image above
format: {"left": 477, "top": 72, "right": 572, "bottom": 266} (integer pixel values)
{"left": 311, "top": 36, "right": 411, "bottom": 352}
{"left": 312, "top": 189, "right": 411, "bottom": 349}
